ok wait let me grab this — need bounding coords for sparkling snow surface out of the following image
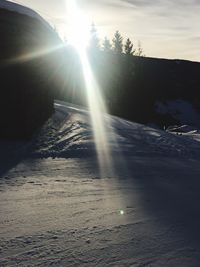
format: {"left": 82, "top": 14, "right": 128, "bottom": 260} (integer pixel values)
{"left": 1, "top": 101, "right": 200, "bottom": 266}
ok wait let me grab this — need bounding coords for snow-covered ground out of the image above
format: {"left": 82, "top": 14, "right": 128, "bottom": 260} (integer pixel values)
{"left": 1, "top": 101, "right": 200, "bottom": 266}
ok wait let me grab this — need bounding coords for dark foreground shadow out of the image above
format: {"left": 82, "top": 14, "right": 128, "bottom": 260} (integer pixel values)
{"left": 0, "top": 140, "right": 28, "bottom": 177}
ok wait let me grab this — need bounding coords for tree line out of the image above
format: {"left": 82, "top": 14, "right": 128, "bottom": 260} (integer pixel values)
{"left": 89, "top": 23, "right": 145, "bottom": 56}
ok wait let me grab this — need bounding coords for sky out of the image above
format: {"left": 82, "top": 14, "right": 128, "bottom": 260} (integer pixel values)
{"left": 8, "top": 0, "right": 200, "bottom": 62}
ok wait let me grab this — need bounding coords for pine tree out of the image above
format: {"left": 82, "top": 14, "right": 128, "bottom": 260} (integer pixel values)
{"left": 102, "top": 37, "right": 112, "bottom": 52}
{"left": 89, "top": 23, "right": 100, "bottom": 52}
{"left": 112, "top": 31, "right": 123, "bottom": 54}
{"left": 124, "top": 38, "right": 135, "bottom": 55}
{"left": 136, "top": 41, "right": 144, "bottom": 56}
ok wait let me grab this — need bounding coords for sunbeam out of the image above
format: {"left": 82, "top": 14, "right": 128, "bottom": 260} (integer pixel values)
{"left": 80, "top": 52, "right": 113, "bottom": 177}
{"left": 5, "top": 43, "right": 64, "bottom": 65}
{"left": 65, "top": 0, "right": 114, "bottom": 177}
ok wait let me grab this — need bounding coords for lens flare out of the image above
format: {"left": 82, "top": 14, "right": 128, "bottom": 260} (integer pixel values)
{"left": 6, "top": 44, "right": 64, "bottom": 65}
{"left": 119, "top": 210, "right": 124, "bottom": 215}
{"left": 80, "top": 52, "right": 113, "bottom": 177}
{"left": 65, "top": 0, "right": 113, "bottom": 177}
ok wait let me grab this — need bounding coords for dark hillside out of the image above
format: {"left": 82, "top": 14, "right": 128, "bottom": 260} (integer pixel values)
{"left": 116, "top": 56, "right": 200, "bottom": 127}
{"left": 73, "top": 52, "right": 200, "bottom": 128}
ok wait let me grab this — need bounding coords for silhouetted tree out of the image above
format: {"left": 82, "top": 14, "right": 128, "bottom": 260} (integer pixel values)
{"left": 112, "top": 31, "right": 123, "bottom": 54}
{"left": 136, "top": 40, "right": 144, "bottom": 56}
{"left": 102, "top": 37, "right": 112, "bottom": 52}
{"left": 124, "top": 38, "right": 135, "bottom": 55}
{"left": 89, "top": 23, "right": 100, "bottom": 52}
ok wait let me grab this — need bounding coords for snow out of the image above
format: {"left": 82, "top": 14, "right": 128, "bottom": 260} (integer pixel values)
{"left": 156, "top": 99, "right": 200, "bottom": 127}
{"left": 0, "top": 0, "right": 52, "bottom": 30}
{"left": 1, "top": 101, "right": 200, "bottom": 266}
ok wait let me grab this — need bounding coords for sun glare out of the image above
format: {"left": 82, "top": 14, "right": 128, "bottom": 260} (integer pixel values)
{"left": 65, "top": 0, "right": 90, "bottom": 51}
{"left": 65, "top": 0, "right": 114, "bottom": 177}
{"left": 6, "top": 44, "right": 64, "bottom": 65}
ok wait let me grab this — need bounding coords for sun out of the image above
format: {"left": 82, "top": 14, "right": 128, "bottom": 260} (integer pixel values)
{"left": 65, "top": 0, "right": 90, "bottom": 52}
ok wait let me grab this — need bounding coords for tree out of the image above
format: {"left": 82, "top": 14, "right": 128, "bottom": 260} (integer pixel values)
{"left": 112, "top": 31, "right": 123, "bottom": 54}
{"left": 89, "top": 23, "right": 100, "bottom": 52}
{"left": 136, "top": 40, "right": 145, "bottom": 56}
{"left": 124, "top": 38, "right": 135, "bottom": 55}
{"left": 102, "top": 37, "right": 112, "bottom": 52}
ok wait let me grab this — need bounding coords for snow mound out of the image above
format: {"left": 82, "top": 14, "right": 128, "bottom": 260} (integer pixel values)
{"left": 30, "top": 101, "right": 200, "bottom": 159}
{"left": 2, "top": 100, "right": 200, "bottom": 162}
{"left": 0, "top": 0, "right": 51, "bottom": 30}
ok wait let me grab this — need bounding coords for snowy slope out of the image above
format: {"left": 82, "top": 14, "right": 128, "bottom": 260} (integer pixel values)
{"left": 0, "top": 0, "right": 52, "bottom": 30}
{"left": 1, "top": 101, "right": 200, "bottom": 266}
{"left": 31, "top": 101, "right": 200, "bottom": 159}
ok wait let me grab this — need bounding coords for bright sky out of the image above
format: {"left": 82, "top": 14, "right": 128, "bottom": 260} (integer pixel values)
{"left": 9, "top": 0, "right": 200, "bottom": 62}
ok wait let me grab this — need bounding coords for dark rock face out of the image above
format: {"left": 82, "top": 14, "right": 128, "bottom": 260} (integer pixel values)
{"left": 0, "top": 5, "right": 64, "bottom": 139}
